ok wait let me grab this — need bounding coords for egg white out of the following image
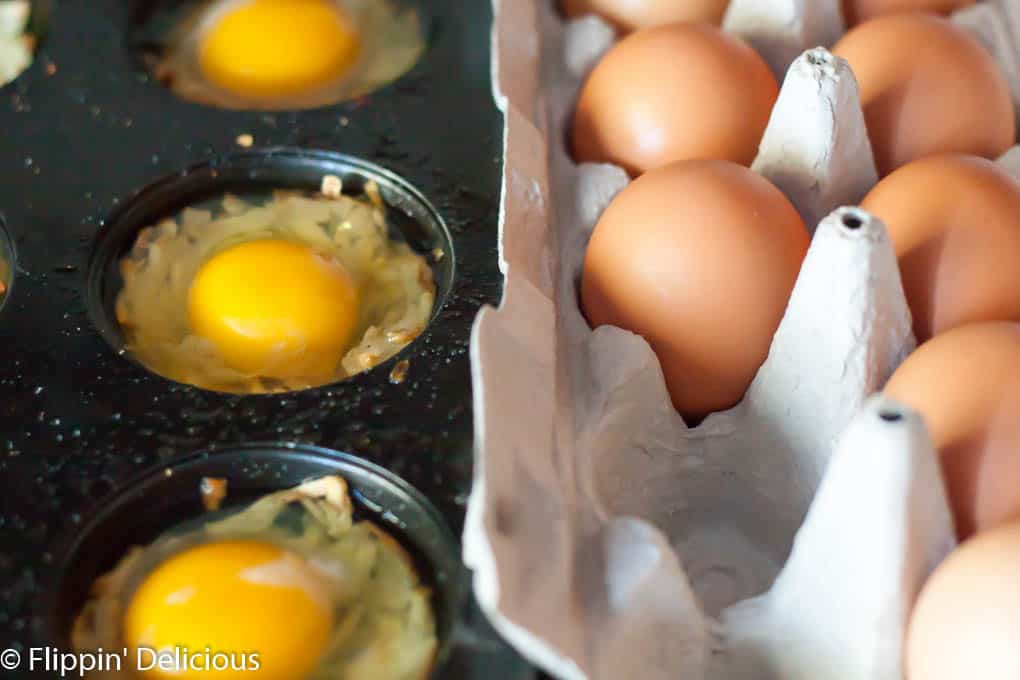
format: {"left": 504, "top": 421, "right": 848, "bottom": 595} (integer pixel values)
{"left": 0, "top": 0, "right": 33, "bottom": 86}
{"left": 154, "top": 0, "right": 425, "bottom": 110}
{"left": 71, "top": 476, "right": 439, "bottom": 680}
{"left": 115, "top": 179, "right": 435, "bottom": 394}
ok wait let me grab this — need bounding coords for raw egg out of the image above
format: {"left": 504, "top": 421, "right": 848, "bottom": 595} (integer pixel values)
{"left": 187, "top": 239, "right": 360, "bottom": 381}
{"left": 884, "top": 322, "right": 1020, "bottom": 539}
{"left": 115, "top": 179, "right": 435, "bottom": 393}
{"left": 572, "top": 23, "right": 778, "bottom": 175}
{"left": 123, "top": 540, "right": 333, "bottom": 680}
{"left": 72, "top": 476, "right": 438, "bottom": 680}
{"left": 831, "top": 14, "right": 1015, "bottom": 176}
{"left": 580, "top": 159, "right": 808, "bottom": 421}
{"left": 841, "top": 0, "right": 977, "bottom": 27}
{"left": 153, "top": 0, "right": 424, "bottom": 109}
{"left": 560, "top": 0, "right": 731, "bottom": 32}
{"left": 906, "top": 518, "right": 1020, "bottom": 680}
{"left": 860, "top": 154, "right": 1020, "bottom": 342}
{"left": 198, "top": 0, "right": 361, "bottom": 100}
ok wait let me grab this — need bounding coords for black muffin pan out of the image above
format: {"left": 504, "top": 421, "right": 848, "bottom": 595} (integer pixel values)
{"left": 0, "top": 1, "right": 532, "bottom": 677}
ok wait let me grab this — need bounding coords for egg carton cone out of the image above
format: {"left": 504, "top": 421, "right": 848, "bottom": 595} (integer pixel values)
{"left": 723, "top": 0, "right": 844, "bottom": 80}
{"left": 720, "top": 0, "right": 1020, "bottom": 103}
{"left": 466, "top": 1, "right": 1020, "bottom": 679}
{"left": 751, "top": 48, "right": 877, "bottom": 232}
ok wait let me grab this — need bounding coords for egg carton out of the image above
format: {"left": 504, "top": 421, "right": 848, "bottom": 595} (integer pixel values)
{"left": 464, "top": 1, "right": 1020, "bottom": 679}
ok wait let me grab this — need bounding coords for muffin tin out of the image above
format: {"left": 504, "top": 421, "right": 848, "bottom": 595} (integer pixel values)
{"left": 0, "top": 0, "right": 529, "bottom": 677}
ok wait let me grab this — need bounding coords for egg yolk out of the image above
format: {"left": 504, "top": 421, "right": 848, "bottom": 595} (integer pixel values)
{"left": 123, "top": 540, "right": 333, "bottom": 680}
{"left": 198, "top": 0, "right": 360, "bottom": 100}
{"left": 187, "top": 239, "right": 359, "bottom": 381}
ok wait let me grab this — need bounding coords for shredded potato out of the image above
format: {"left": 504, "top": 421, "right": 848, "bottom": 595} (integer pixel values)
{"left": 116, "top": 184, "right": 435, "bottom": 393}
{"left": 72, "top": 476, "right": 438, "bottom": 680}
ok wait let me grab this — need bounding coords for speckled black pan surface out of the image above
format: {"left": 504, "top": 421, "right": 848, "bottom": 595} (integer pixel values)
{"left": 0, "top": 1, "right": 529, "bottom": 677}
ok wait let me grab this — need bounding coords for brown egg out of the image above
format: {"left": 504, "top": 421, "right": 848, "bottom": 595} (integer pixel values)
{"left": 884, "top": 322, "right": 1020, "bottom": 539}
{"left": 841, "top": 0, "right": 977, "bottom": 27}
{"left": 906, "top": 519, "right": 1020, "bottom": 680}
{"left": 831, "top": 14, "right": 1014, "bottom": 177}
{"left": 580, "top": 160, "right": 808, "bottom": 421}
{"left": 860, "top": 155, "right": 1020, "bottom": 343}
{"left": 560, "top": 0, "right": 731, "bottom": 32}
{"left": 572, "top": 23, "right": 778, "bottom": 176}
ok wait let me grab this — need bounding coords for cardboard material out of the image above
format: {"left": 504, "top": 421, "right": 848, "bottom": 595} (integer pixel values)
{"left": 955, "top": 0, "right": 1020, "bottom": 110}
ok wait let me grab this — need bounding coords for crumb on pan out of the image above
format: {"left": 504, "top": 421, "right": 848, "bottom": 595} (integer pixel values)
{"left": 200, "top": 477, "right": 228, "bottom": 511}
{"left": 321, "top": 174, "right": 343, "bottom": 198}
{"left": 389, "top": 358, "right": 410, "bottom": 384}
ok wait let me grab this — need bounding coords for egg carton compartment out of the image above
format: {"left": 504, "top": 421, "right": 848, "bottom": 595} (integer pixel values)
{"left": 85, "top": 147, "right": 456, "bottom": 388}
{"left": 0, "top": 0, "right": 526, "bottom": 676}
{"left": 48, "top": 445, "right": 467, "bottom": 676}
{"left": 726, "top": 0, "right": 1020, "bottom": 113}
{"left": 466, "top": 0, "right": 1020, "bottom": 679}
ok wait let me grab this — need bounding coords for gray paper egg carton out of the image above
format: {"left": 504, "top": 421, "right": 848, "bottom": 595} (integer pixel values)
{"left": 464, "top": 1, "right": 1020, "bottom": 679}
